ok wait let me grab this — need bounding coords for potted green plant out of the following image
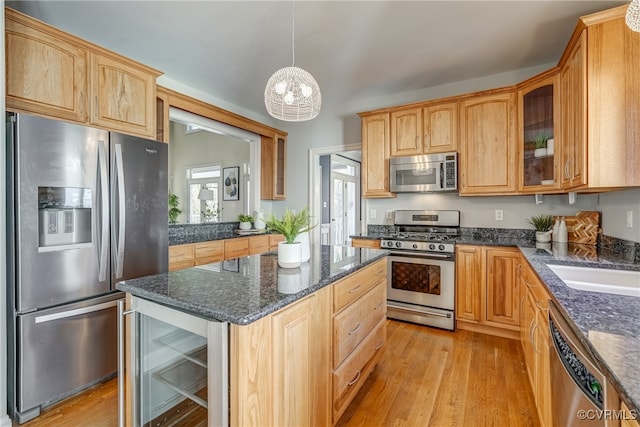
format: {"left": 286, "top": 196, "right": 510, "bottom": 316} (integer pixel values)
{"left": 529, "top": 214, "right": 553, "bottom": 242}
{"left": 265, "top": 207, "right": 316, "bottom": 268}
{"left": 238, "top": 213, "right": 254, "bottom": 230}
{"left": 168, "top": 193, "right": 182, "bottom": 224}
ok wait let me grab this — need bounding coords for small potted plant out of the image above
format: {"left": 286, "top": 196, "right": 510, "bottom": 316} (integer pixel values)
{"left": 265, "top": 207, "right": 315, "bottom": 268}
{"left": 238, "top": 214, "right": 254, "bottom": 230}
{"left": 168, "top": 193, "right": 182, "bottom": 224}
{"left": 529, "top": 214, "right": 553, "bottom": 242}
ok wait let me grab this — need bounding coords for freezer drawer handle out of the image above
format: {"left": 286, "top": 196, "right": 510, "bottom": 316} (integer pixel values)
{"left": 34, "top": 300, "right": 119, "bottom": 324}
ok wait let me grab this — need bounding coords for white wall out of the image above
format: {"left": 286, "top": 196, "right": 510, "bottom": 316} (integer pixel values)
{"left": 597, "top": 188, "right": 640, "bottom": 243}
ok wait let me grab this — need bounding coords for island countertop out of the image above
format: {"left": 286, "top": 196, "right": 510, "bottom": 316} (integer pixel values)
{"left": 116, "top": 245, "right": 388, "bottom": 325}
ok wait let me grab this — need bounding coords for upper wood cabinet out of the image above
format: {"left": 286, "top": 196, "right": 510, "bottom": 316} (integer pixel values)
{"left": 559, "top": 6, "right": 640, "bottom": 189}
{"left": 459, "top": 90, "right": 517, "bottom": 195}
{"left": 5, "top": 8, "right": 162, "bottom": 139}
{"left": 560, "top": 31, "right": 587, "bottom": 190}
{"left": 423, "top": 101, "right": 458, "bottom": 154}
{"left": 89, "top": 53, "right": 158, "bottom": 138}
{"left": 517, "top": 71, "right": 561, "bottom": 193}
{"left": 390, "top": 107, "right": 422, "bottom": 157}
{"left": 261, "top": 133, "right": 287, "bottom": 200}
{"left": 6, "top": 8, "right": 88, "bottom": 122}
{"left": 389, "top": 102, "right": 458, "bottom": 157}
{"left": 360, "top": 113, "right": 396, "bottom": 198}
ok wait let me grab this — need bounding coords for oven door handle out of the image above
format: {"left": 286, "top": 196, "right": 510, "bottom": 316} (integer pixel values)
{"left": 389, "top": 251, "right": 454, "bottom": 259}
{"left": 387, "top": 303, "right": 452, "bottom": 318}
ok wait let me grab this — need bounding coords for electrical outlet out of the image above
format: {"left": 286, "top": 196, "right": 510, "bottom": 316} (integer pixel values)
{"left": 369, "top": 208, "right": 377, "bottom": 219}
{"left": 386, "top": 210, "right": 393, "bottom": 220}
{"left": 627, "top": 211, "right": 633, "bottom": 228}
{"left": 495, "top": 210, "right": 504, "bottom": 221}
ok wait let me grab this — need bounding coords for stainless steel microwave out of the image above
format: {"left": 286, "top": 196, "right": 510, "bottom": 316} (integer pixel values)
{"left": 390, "top": 152, "right": 458, "bottom": 192}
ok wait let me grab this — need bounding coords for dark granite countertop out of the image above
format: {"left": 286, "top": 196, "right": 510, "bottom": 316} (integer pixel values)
{"left": 169, "top": 222, "right": 274, "bottom": 245}
{"left": 116, "top": 245, "right": 388, "bottom": 325}
{"left": 519, "top": 244, "right": 640, "bottom": 415}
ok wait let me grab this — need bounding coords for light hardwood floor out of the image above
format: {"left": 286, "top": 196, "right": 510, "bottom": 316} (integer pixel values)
{"left": 17, "top": 320, "right": 539, "bottom": 427}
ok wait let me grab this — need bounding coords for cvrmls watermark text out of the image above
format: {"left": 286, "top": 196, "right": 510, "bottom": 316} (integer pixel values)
{"left": 577, "top": 409, "right": 638, "bottom": 421}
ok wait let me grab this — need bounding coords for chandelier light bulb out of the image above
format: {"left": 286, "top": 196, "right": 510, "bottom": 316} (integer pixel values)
{"left": 300, "top": 83, "right": 312, "bottom": 98}
{"left": 284, "top": 91, "right": 295, "bottom": 105}
{"left": 274, "top": 81, "right": 287, "bottom": 95}
{"left": 627, "top": 0, "right": 640, "bottom": 32}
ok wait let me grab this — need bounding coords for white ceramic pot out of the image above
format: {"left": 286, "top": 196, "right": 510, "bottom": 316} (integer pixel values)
{"left": 534, "top": 148, "right": 547, "bottom": 158}
{"left": 277, "top": 241, "right": 302, "bottom": 268}
{"left": 239, "top": 221, "right": 252, "bottom": 230}
{"left": 536, "top": 230, "right": 552, "bottom": 243}
{"left": 254, "top": 217, "right": 266, "bottom": 230}
{"left": 546, "top": 138, "right": 554, "bottom": 156}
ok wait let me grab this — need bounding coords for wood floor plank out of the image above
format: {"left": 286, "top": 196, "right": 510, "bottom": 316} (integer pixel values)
{"left": 337, "top": 320, "right": 540, "bottom": 427}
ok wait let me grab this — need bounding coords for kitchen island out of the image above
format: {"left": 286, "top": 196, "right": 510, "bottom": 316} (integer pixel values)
{"left": 116, "top": 245, "right": 388, "bottom": 426}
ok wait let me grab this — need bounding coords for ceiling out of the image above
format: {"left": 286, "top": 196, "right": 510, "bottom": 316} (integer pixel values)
{"left": 7, "top": 0, "right": 627, "bottom": 118}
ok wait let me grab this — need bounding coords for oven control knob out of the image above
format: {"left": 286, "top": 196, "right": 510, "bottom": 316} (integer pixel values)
{"left": 428, "top": 243, "right": 436, "bottom": 250}
{"left": 412, "top": 243, "right": 418, "bottom": 249}
{"left": 438, "top": 244, "right": 445, "bottom": 251}
{"left": 395, "top": 242, "right": 401, "bottom": 248}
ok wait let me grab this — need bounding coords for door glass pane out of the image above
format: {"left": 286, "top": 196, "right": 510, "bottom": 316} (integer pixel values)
{"left": 138, "top": 313, "right": 208, "bottom": 426}
{"left": 332, "top": 177, "right": 344, "bottom": 245}
{"left": 345, "top": 181, "right": 356, "bottom": 244}
{"left": 391, "top": 261, "right": 441, "bottom": 295}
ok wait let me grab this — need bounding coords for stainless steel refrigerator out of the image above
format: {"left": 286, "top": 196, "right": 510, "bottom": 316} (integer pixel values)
{"left": 6, "top": 113, "right": 168, "bottom": 423}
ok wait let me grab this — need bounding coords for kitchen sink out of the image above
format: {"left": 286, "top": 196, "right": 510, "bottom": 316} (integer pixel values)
{"left": 548, "top": 264, "right": 640, "bottom": 298}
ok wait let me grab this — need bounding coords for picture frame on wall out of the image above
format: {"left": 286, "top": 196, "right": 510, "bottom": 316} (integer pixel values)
{"left": 223, "top": 166, "right": 240, "bottom": 201}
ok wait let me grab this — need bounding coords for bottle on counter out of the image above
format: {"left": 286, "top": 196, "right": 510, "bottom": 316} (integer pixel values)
{"left": 557, "top": 217, "right": 568, "bottom": 243}
{"left": 552, "top": 218, "right": 560, "bottom": 242}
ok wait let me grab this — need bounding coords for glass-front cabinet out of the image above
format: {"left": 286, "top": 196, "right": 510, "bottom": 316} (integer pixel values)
{"left": 123, "top": 297, "right": 228, "bottom": 427}
{"left": 518, "top": 72, "right": 561, "bottom": 192}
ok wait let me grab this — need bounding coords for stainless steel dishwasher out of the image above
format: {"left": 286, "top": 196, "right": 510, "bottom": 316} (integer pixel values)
{"left": 549, "top": 301, "right": 607, "bottom": 427}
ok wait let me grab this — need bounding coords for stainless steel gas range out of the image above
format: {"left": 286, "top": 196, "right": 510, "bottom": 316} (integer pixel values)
{"left": 381, "top": 210, "right": 459, "bottom": 330}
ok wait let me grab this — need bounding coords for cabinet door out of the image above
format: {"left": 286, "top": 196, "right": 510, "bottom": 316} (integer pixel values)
{"left": 361, "top": 113, "right": 395, "bottom": 198}
{"left": 390, "top": 107, "right": 422, "bottom": 157}
{"left": 6, "top": 10, "right": 88, "bottom": 122}
{"left": 224, "top": 238, "right": 249, "bottom": 260}
{"left": 195, "top": 241, "right": 224, "bottom": 265}
{"left": 248, "top": 235, "right": 270, "bottom": 255}
{"left": 261, "top": 134, "right": 287, "bottom": 200}
{"left": 423, "top": 101, "right": 458, "bottom": 153}
{"left": 535, "top": 312, "right": 552, "bottom": 427}
{"left": 169, "top": 244, "right": 195, "bottom": 271}
{"left": 459, "top": 91, "right": 517, "bottom": 194}
{"left": 518, "top": 73, "right": 561, "bottom": 192}
{"left": 455, "top": 245, "right": 482, "bottom": 323}
{"left": 89, "top": 53, "right": 157, "bottom": 138}
{"left": 485, "top": 248, "right": 520, "bottom": 327}
{"left": 560, "top": 31, "right": 587, "bottom": 189}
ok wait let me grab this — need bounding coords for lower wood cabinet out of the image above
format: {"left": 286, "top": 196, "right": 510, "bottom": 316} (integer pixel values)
{"left": 622, "top": 401, "right": 640, "bottom": 427}
{"left": 230, "top": 287, "right": 332, "bottom": 427}
{"left": 455, "top": 245, "right": 521, "bottom": 338}
{"left": 331, "top": 258, "right": 387, "bottom": 423}
{"left": 520, "top": 260, "right": 552, "bottom": 427}
{"left": 169, "top": 234, "right": 283, "bottom": 271}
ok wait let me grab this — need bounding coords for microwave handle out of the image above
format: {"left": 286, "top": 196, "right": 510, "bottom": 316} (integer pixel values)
{"left": 439, "top": 163, "right": 444, "bottom": 189}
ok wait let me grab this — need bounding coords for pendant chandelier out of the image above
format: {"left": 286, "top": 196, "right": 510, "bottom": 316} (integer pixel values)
{"left": 627, "top": 0, "right": 640, "bottom": 32}
{"left": 264, "top": 1, "right": 321, "bottom": 121}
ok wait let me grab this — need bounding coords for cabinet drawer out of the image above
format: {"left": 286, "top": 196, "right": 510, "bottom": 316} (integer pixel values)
{"left": 224, "top": 238, "right": 249, "bottom": 259}
{"left": 195, "top": 241, "right": 224, "bottom": 263}
{"left": 333, "top": 318, "right": 386, "bottom": 421}
{"left": 268, "top": 233, "right": 286, "bottom": 249}
{"left": 168, "top": 260, "right": 195, "bottom": 272}
{"left": 333, "top": 281, "right": 386, "bottom": 367}
{"left": 249, "top": 235, "right": 270, "bottom": 255}
{"left": 334, "top": 258, "right": 386, "bottom": 313}
{"left": 168, "top": 244, "right": 195, "bottom": 263}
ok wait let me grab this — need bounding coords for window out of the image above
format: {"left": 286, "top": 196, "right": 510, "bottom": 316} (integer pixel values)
{"left": 186, "top": 165, "right": 221, "bottom": 223}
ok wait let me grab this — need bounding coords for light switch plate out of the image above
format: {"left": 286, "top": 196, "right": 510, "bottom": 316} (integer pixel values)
{"left": 495, "top": 210, "right": 504, "bottom": 221}
{"left": 627, "top": 211, "right": 633, "bottom": 228}
{"left": 369, "top": 208, "right": 377, "bottom": 219}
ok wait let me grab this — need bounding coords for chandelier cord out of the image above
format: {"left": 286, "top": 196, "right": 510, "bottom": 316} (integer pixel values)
{"left": 291, "top": 0, "right": 295, "bottom": 67}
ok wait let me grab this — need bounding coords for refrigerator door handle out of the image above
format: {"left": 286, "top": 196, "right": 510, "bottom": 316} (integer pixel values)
{"left": 114, "top": 143, "right": 126, "bottom": 279}
{"left": 34, "top": 300, "right": 119, "bottom": 324}
{"left": 98, "top": 140, "right": 109, "bottom": 282}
